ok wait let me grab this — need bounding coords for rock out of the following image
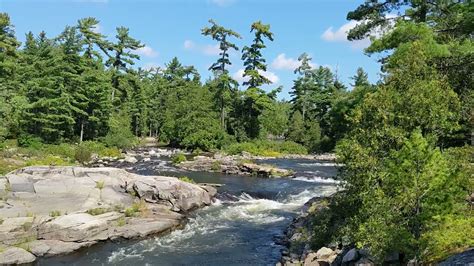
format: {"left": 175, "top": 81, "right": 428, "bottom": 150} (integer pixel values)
{"left": 316, "top": 247, "right": 334, "bottom": 260}
{"left": 439, "top": 248, "right": 474, "bottom": 266}
{"left": 342, "top": 248, "right": 359, "bottom": 263}
{"left": 143, "top": 157, "right": 151, "bottom": 162}
{"left": 384, "top": 251, "right": 399, "bottom": 263}
{"left": 29, "top": 240, "right": 95, "bottom": 257}
{"left": 124, "top": 155, "right": 138, "bottom": 164}
{"left": 149, "top": 150, "right": 156, "bottom": 156}
{"left": 0, "top": 246, "right": 36, "bottom": 265}
{"left": 38, "top": 212, "right": 121, "bottom": 242}
{"left": 355, "top": 257, "right": 375, "bottom": 266}
{"left": 7, "top": 175, "right": 35, "bottom": 193}
{"left": 303, "top": 252, "right": 318, "bottom": 265}
{"left": 132, "top": 176, "right": 212, "bottom": 211}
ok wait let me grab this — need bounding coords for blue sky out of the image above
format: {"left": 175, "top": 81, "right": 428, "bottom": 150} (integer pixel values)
{"left": 1, "top": 0, "right": 383, "bottom": 100}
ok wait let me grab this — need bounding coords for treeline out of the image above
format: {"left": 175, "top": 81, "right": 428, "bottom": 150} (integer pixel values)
{"left": 310, "top": 0, "right": 473, "bottom": 264}
{"left": 0, "top": 14, "right": 382, "bottom": 153}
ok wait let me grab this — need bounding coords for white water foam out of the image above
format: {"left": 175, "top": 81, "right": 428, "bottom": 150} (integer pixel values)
{"left": 107, "top": 187, "right": 338, "bottom": 263}
{"left": 293, "top": 176, "right": 340, "bottom": 184}
{"left": 298, "top": 162, "right": 340, "bottom": 167}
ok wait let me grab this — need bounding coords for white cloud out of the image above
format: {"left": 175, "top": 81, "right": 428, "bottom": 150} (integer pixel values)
{"left": 135, "top": 45, "right": 158, "bottom": 58}
{"left": 209, "top": 0, "right": 236, "bottom": 7}
{"left": 91, "top": 24, "right": 102, "bottom": 34}
{"left": 271, "top": 53, "right": 317, "bottom": 71}
{"left": 233, "top": 68, "right": 279, "bottom": 84}
{"left": 184, "top": 40, "right": 223, "bottom": 56}
{"left": 271, "top": 53, "right": 300, "bottom": 71}
{"left": 321, "top": 20, "right": 370, "bottom": 49}
{"left": 203, "top": 44, "right": 221, "bottom": 56}
{"left": 183, "top": 40, "right": 195, "bottom": 50}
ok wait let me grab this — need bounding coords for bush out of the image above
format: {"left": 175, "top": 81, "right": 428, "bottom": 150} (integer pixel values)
{"left": 49, "top": 210, "right": 61, "bottom": 217}
{"left": 41, "top": 143, "right": 75, "bottom": 159}
{"left": 178, "top": 176, "right": 196, "bottom": 184}
{"left": 172, "top": 153, "right": 187, "bottom": 164}
{"left": 75, "top": 145, "right": 92, "bottom": 165}
{"left": 17, "top": 134, "right": 43, "bottom": 149}
{"left": 80, "top": 141, "right": 121, "bottom": 158}
{"left": 86, "top": 208, "right": 108, "bottom": 216}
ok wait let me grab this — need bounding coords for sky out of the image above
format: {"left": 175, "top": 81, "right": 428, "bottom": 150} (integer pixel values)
{"left": 0, "top": 0, "right": 384, "bottom": 100}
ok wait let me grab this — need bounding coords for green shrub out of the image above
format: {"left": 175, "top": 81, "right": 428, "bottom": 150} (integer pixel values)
{"left": 172, "top": 153, "right": 187, "bottom": 164}
{"left": 116, "top": 217, "right": 126, "bottom": 226}
{"left": 75, "top": 145, "right": 92, "bottom": 165}
{"left": 41, "top": 143, "right": 75, "bottom": 159}
{"left": 86, "top": 208, "right": 108, "bottom": 216}
{"left": 124, "top": 200, "right": 147, "bottom": 217}
{"left": 49, "top": 210, "right": 61, "bottom": 217}
{"left": 211, "top": 161, "right": 221, "bottom": 171}
{"left": 95, "top": 180, "right": 105, "bottom": 190}
{"left": 81, "top": 141, "right": 121, "bottom": 157}
{"left": 26, "top": 155, "right": 72, "bottom": 166}
{"left": 17, "top": 134, "right": 43, "bottom": 149}
{"left": 178, "top": 176, "right": 196, "bottom": 184}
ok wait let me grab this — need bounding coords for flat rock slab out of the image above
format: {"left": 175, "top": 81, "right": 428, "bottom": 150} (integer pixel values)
{"left": 0, "top": 246, "right": 36, "bottom": 265}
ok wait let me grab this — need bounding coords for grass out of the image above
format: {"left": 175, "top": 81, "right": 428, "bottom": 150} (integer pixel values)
{"left": 49, "top": 210, "right": 61, "bottom": 217}
{"left": 124, "top": 200, "right": 147, "bottom": 217}
{"left": 116, "top": 216, "right": 126, "bottom": 227}
{"left": 86, "top": 207, "right": 108, "bottom": 216}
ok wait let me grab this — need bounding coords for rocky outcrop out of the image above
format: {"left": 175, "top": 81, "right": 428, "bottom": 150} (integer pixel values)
{"left": 0, "top": 166, "right": 216, "bottom": 264}
{"left": 178, "top": 154, "right": 293, "bottom": 178}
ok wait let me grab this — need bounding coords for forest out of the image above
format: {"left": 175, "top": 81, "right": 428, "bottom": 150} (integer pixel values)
{"left": 0, "top": 0, "right": 473, "bottom": 264}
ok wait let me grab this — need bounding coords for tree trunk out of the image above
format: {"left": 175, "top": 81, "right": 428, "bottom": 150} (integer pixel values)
{"left": 79, "top": 121, "right": 84, "bottom": 143}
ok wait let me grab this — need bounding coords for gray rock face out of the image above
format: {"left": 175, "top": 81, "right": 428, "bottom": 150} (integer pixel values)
{"left": 0, "top": 166, "right": 216, "bottom": 261}
{"left": 0, "top": 246, "right": 36, "bottom": 265}
{"left": 342, "top": 248, "right": 360, "bottom": 263}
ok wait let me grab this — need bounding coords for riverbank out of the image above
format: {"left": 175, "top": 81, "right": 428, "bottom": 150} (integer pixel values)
{"left": 279, "top": 195, "right": 474, "bottom": 266}
{"left": 0, "top": 166, "right": 216, "bottom": 264}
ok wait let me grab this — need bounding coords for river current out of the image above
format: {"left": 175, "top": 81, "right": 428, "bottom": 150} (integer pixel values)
{"left": 39, "top": 154, "right": 339, "bottom": 266}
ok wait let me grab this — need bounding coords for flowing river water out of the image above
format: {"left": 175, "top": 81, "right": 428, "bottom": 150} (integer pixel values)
{"left": 39, "top": 154, "right": 339, "bottom": 266}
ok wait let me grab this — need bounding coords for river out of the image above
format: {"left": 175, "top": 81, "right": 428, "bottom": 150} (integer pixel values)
{"left": 39, "top": 154, "right": 339, "bottom": 265}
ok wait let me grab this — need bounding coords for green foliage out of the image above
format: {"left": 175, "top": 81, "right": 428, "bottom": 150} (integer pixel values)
{"left": 26, "top": 155, "right": 73, "bottom": 167}
{"left": 95, "top": 180, "right": 105, "bottom": 190}
{"left": 49, "top": 210, "right": 61, "bottom": 217}
{"left": 102, "top": 110, "right": 137, "bottom": 150}
{"left": 86, "top": 207, "right": 108, "bottom": 216}
{"left": 224, "top": 140, "right": 307, "bottom": 156}
{"left": 178, "top": 176, "right": 196, "bottom": 184}
{"left": 74, "top": 145, "right": 92, "bottom": 165}
{"left": 171, "top": 153, "right": 186, "bottom": 164}
{"left": 124, "top": 200, "right": 147, "bottom": 217}
{"left": 17, "top": 134, "right": 43, "bottom": 149}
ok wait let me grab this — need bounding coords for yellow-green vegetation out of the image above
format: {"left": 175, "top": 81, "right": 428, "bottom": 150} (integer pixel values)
{"left": 224, "top": 140, "right": 307, "bottom": 157}
{"left": 0, "top": 218, "right": 3, "bottom": 225}
{"left": 95, "top": 180, "right": 105, "bottom": 190}
{"left": 21, "top": 221, "right": 33, "bottom": 231}
{"left": 124, "top": 200, "right": 147, "bottom": 217}
{"left": 0, "top": 139, "right": 121, "bottom": 174}
{"left": 178, "top": 176, "right": 196, "bottom": 184}
{"left": 13, "top": 237, "right": 36, "bottom": 252}
{"left": 86, "top": 207, "right": 109, "bottom": 216}
{"left": 172, "top": 153, "right": 187, "bottom": 164}
{"left": 210, "top": 161, "right": 221, "bottom": 171}
{"left": 49, "top": 210, "right": 61, "bottom": 217}
{"left": 116, "top": 216, "right": 126, "bottom": 227}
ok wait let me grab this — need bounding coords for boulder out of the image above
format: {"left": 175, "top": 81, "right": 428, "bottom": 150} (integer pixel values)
{"left": 0, "top": 246, "right": 36, "bottom": 265}
{"left": 355, "top": 257, "right": 375, "bottom": 266}
{"left": 316, "top": 247, "right": 334, "bottom": 259}
{"left": 342, "top": 248, "right": 360, "bottom": 263}
{"left": 124, "top": 155, "right": 138, "bottom": 164}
